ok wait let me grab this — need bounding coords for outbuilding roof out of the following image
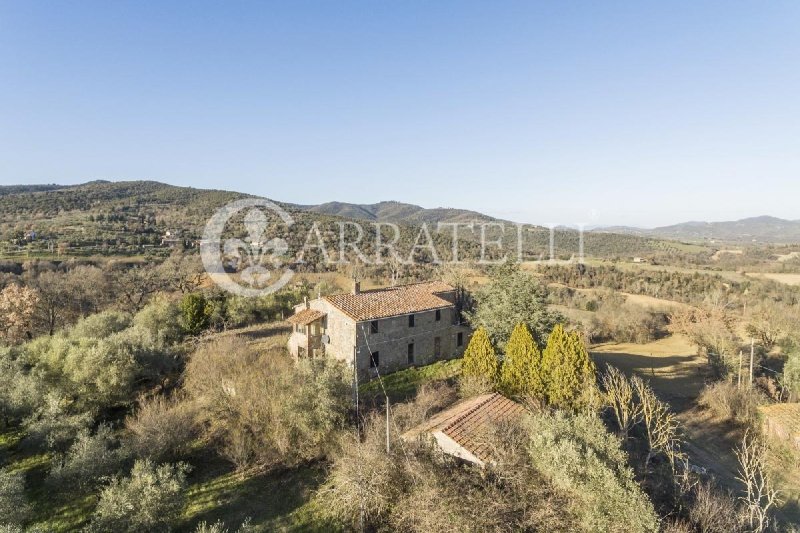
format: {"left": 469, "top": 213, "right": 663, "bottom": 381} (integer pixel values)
{"left": 323, "top": 281, "right": 455, "bottom": 321}
{"left": 402, "top": 392, "right": 526, "bottom": 464}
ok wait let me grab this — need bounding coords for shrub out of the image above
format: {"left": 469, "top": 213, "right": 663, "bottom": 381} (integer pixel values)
{"left": 125, "top": 395, "right": 198, "bottom": 462}
{"left": 0, "top": 468, "right": 31, "bottom": 527}
{"left": 391, "top": 381, "right": 457, "bottom": 432}
{"left": 179, "top": 293, "right": 212, "bottom": 336}
{"left": 315, "top": 413, "right": 571, "bottom": 532}
{"left": 698, "top": 380, "right": 765, "bottom": 428}
{"left": 24, "top": 393, "right": 94, "bottom": 452}
{"left": 193, "top": 519, "right": 253, "bottom": 533}
{"left": 48, "top": 423, "right": 125, "bottom": 490}
{"left": 185, "top": 339, "right": 350, "bottom": 469}
{"left": 132, "top": 296, "right": 184, "bottom": 346}
{"left": 88, "top": 459, "right": 189, "bottom": 533}
{"left": 524, "top": 411, "right": 659, "bottom": 532}
{"left": 688, "top": 482, "right": 746, "bottom": 533}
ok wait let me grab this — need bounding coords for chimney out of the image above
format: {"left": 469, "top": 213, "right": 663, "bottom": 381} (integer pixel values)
{"left": 304, "top": 296, "right": 309, "bottom": 309}
{"left": 353, "top": 280, "right": 361, "bottom": 295}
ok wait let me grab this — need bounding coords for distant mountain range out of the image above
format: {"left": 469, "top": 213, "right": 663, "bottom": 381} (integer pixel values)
{"left": 296, "top": 200, "right": 496, "bottom": 225}
{"left": 596, "top": 216, "right": 800, "bottom": 244}
{"left": 4, "top": 180, "right": 797, "bottom": 251}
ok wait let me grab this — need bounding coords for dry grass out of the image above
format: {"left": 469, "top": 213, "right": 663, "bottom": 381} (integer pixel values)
{"left": 745, "top": 272, "right": 800, "bottom": 286}
{"left": 591, "top": 334, "right": 703, "bottom": 412}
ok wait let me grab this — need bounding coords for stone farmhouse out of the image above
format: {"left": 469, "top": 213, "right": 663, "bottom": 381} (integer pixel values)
{"left": 287, "top": 281, "right": 471, "bottom": 379}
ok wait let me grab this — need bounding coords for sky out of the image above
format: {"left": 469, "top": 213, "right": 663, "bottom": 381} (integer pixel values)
{"left": 1, "top": 1, "right": 799, "bottom": 228}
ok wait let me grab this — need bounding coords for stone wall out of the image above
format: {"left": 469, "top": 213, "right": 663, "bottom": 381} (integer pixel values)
{"left": 288, "top": 298, "right": 472, "bottom": 380}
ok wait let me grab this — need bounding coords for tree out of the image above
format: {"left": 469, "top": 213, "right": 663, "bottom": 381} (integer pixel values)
{"left": 113, "top": 264, "right": 166, "bottom": 312}
{"left": 0, "top": 468, "right": 31, "bottom": 528}
{"left": 541, "top": 325, "right": 596, "bottom": 409}
{"left": 89, "top": 459, "right": 189, "bottom": 533}
{"left": 500, "top": 323, "right": 544, "bottom": 398}
{"left": 601, "top": 365, "right": 641, "bottom": 440}
{"left": 670, "top": 300, "right": 741, "bottom": 377}
{"left": 631, "top": 376, "right": 682, "bottom": 471}
{"left": 524, "top": 411, "right": 659, "bottom": 532}
{"left": 179, "top": 292, "right": 212, "bottom": 336}
{"left": 29, "top": 270, "right": 73, "bottom": 336}
{"left": 461, "top": 326, "right": 499, "bottom": 385}
{"left": 158, "top": 253, "right": 205, "bottom": 294}
{"left": 0, "top": 284, "right": 39, "bottom": 343}
{"left": 184, "top": 339, "right": 350, "bottom": 470}
{"left": 735, "top": 432, "right": 779, "bottom": 532}
{"left": 466, "top": 263, "right": 562, "bottom": 348}
{"left": 48, "top": 424, "right": 124, "bottom": 491}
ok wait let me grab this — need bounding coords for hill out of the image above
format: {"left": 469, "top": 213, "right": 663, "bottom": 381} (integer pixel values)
{"left": 298, "top": 200, "right": 497, "bottom": 224}
{"left": 596, "top": 215, "right": 800, "bottom": 244}
{"left": 0, "top": 180, "right": 676, "bottom": 260}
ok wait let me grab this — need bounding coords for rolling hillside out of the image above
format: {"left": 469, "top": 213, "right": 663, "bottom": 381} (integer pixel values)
{"left": 596, "top": 215, "right": 800, "bottom": 244}
{"left": 0, "top": 180, "right": 680, "bottom": 259}
{"left": 298, "top": 200, "right": 497, "bottom": 224}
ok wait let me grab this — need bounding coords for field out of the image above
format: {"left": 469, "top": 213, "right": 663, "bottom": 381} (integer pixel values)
{"left": 591, "top": 334, "right": 703, "bottom": 412}
{"left": 745, "top": 272, "right": 800, "bottom": 286}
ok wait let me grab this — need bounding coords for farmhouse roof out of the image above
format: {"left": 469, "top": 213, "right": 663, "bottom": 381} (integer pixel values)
{"left": 287, "top": 308, "right": 326, "bottom": 325}
{"left": 323, "top": 281, "right": 455, "bottom": 321}
{"left": 402, "top": 392, "right": 526, "bottom": 464}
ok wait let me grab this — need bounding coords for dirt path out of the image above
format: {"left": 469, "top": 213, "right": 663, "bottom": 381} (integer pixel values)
{"left": 592, "top": 334, "right": 800, "bottom": 526}
{"left": 591, "top": 336, "right": 742, "bottom": 488}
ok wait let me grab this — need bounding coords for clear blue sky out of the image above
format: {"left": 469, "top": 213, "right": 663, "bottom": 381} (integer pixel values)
{"left": 1, "top": 1, "right": 799, "bottom": 227}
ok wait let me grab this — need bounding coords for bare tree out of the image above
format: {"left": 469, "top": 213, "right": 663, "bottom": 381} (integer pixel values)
{"left": 735, "top": 431, "right": 779, "bottom": 532}
{"left": 0, "top": 284, "right": 39, "bottom": 343}
{"left": 158, "top": 253, "right": 205, "bottom": 294}
{"left": 632, "top": 376, "right": 682, "bottom": 470}
{"left": 112, "top": 264, "right": 166, "bottom": 312}
{"left": 601, "top": 365, "right": 641, "bottom": 439}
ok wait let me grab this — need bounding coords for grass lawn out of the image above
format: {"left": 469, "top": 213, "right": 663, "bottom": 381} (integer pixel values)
{"left": 180, "top": 456, "right": 329, "bottom": 532}
{"left": 359, "top": 358, "right": 462, "bottom": 403}
{"left": 1, "top": 426, "right": 97, "bottom": 532}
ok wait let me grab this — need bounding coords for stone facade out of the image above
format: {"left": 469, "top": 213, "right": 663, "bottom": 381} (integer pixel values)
{"left": 287, "top": 282, "right": 471, "bottom": 380}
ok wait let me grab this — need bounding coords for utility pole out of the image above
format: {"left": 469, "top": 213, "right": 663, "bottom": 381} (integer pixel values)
{"left": 749, "top": 338, "right": 755, "bottom": 385}
{"left": 386, "top": 400, "right": 391, "bottom": 454}
{"left": 352, "top": 348, "right": 359, "bottom": 431}
{"left": 738, "top": 350, "right": 743, "bottom": 389}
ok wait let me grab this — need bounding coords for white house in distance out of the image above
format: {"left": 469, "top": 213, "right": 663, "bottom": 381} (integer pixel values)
{"left": 287, "top": 280, "right": 471, "bottom": 379}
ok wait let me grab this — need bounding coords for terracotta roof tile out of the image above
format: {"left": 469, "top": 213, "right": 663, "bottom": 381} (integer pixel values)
{"left": 287, "top": 308, "right": 325, "bottom": 325}
{"left": 324, "top": 281, "right": 455, "bottom": 321}
{"left": 402, "top": 393, "right": 526, "bottom": 463}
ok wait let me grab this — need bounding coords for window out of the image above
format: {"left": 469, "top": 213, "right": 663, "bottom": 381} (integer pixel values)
{"left": 435, "top": 309, "right": 441, "bottom": 321}
{"left": 457, "top": 332, "right": 463, "bottom": 347}
{"left": 370, "top": 350, "right": 379, "bottom": 368}
{"left": 370, "top": 320, "right": 379, "bottom": 334}
{"left": 434, "top": 337, "right": 441, "bottom": 357}
{"left": 295, "top": 324, "right": 304, "bottom": 333}
{"left": 407, "top": 343, "right": 415, "bottom": 364}
{"left": 408, "top": 314, "right": 415, "bottom": 327}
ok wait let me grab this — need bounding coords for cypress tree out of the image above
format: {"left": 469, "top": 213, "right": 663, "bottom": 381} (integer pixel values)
{"left": 541, "top": 325, "right": 596, "bottom": 409}
{"left": 462, "top": 326, "right": 499, "bottom": 384}
{"left": 500, "top": 322, "right": 544, "bottom": 398}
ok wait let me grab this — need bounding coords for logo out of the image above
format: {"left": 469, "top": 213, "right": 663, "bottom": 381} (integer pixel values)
{"left": 201, "top": 198, "right": 295, "bottom": 296}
